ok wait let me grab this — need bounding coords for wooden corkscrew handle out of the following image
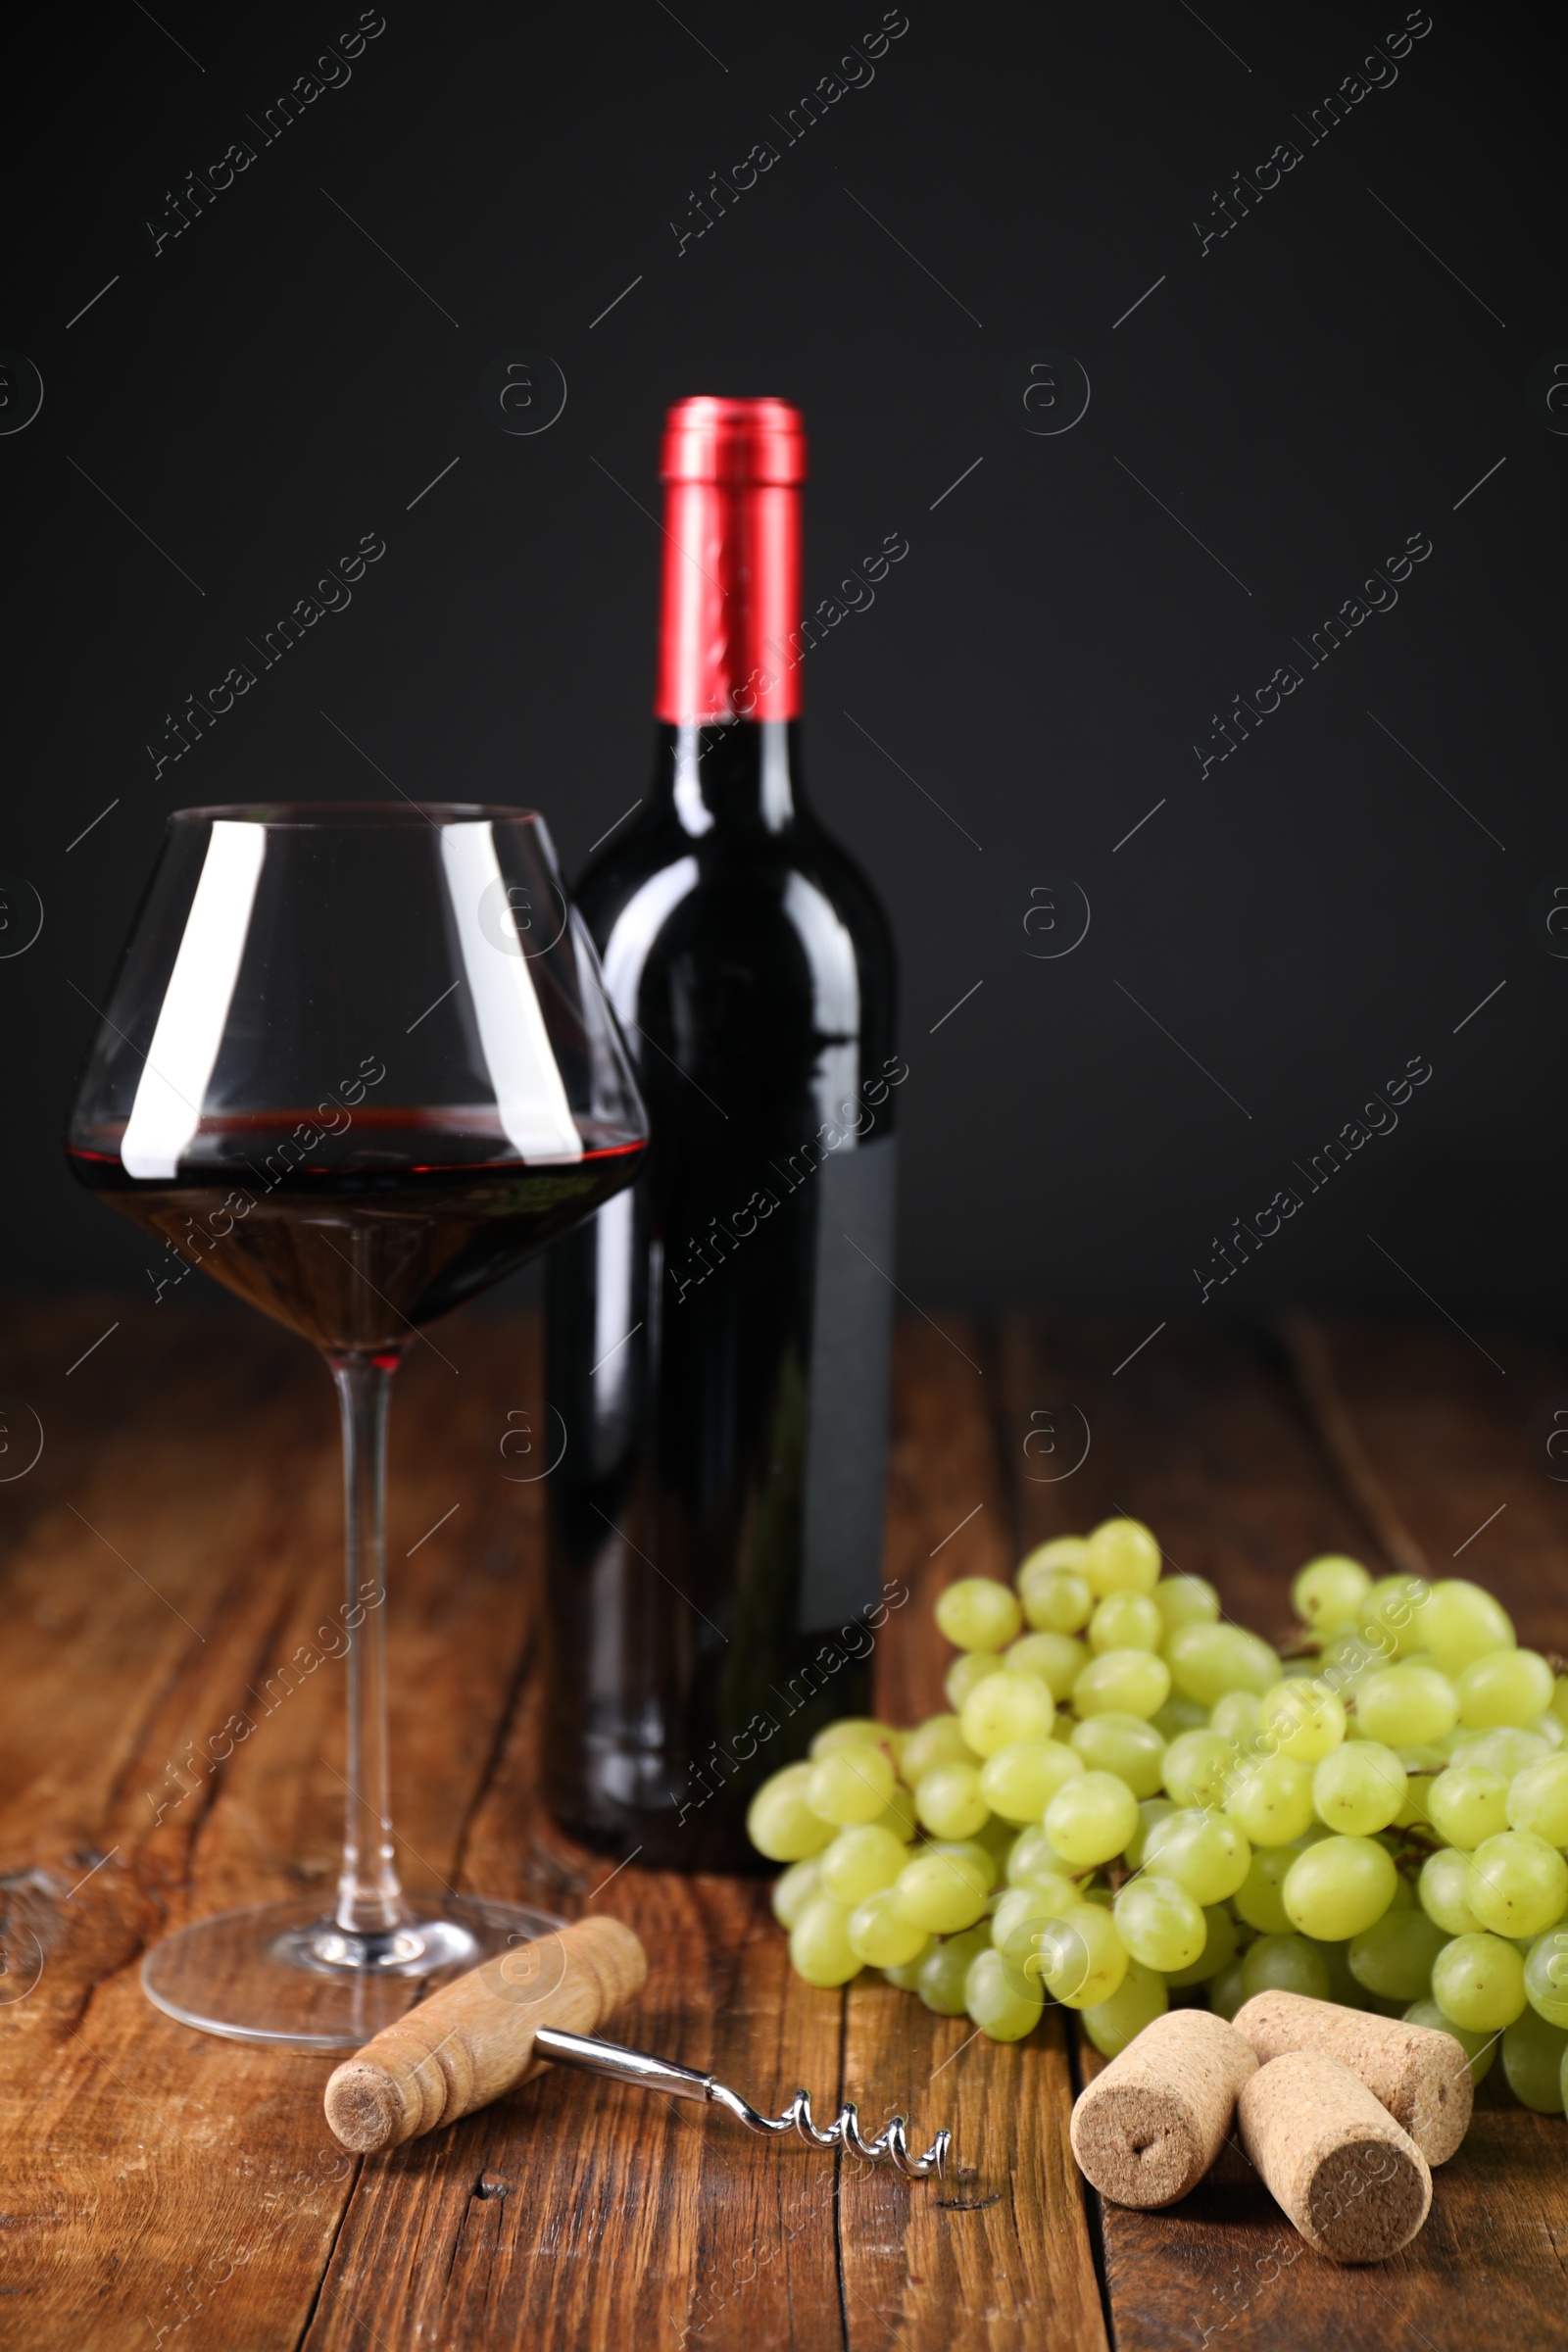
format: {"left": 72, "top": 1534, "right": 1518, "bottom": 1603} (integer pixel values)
{"left": 323, "top": 1915, "right": 647, "bottom": 2153}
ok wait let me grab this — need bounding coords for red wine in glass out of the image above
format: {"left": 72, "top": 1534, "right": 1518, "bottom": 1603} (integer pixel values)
{"left": 67, "top": 804, "right": 647, "bottom": 2047}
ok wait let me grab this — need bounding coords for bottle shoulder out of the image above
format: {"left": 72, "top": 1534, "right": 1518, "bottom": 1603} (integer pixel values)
{"left": 579, "top": 810, "right": 893, "bottom": 978}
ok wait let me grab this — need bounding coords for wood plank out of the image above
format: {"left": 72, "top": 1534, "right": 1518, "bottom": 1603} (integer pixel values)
{"left": 843, "top": 1318, "right": 1108, "bottom": 2352}
{"left": 0, "top": 1304, "right": 548, "bottom": 2350}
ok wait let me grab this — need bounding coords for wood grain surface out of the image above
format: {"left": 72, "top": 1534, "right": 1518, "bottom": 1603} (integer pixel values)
{"left": 1, "top": 1297, "right": 1565, "bottom": 2350}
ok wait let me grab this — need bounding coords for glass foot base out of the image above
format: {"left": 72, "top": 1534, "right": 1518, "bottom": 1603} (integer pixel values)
{"left": 141, "top": 1894, "right": 565, "bottom": 2050}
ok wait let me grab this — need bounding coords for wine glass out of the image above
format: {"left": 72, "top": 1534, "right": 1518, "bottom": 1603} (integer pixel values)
{"left": 67, "top": 804, "right": 648, "bottom": 2048}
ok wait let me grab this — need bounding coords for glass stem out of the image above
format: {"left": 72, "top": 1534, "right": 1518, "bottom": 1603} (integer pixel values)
{"left": 326, "top": 1349, "right": 408, "bottom": 1936}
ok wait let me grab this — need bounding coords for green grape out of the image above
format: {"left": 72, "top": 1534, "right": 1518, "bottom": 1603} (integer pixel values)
{"left": 1426, "top": 1764, "right": 1509, "bottom": 1851}
{"left": 1236, "top": 1846, "right": 1297, "bottom": 1935}
{"left": 1018, "top": 1561, "right": 1094, "bottom": 1634}
{"left": 1402, "top": 1996, "right": 1496, "bottom": 2082}
{"left": 994, "top": 1882, "right": 1072, "bottom": 1950}
{"left": 771, "top": 1856, "right": 823, "bottom": 1931}
{"left": 946, "top": 1651, "right": 1005, "bottom": 1712}
{"left": 1162, "top": 1730, "right": 1241, "bottom": 1810}
{"left": 1282, "top": 1835, "right": 1396, "bottom": 1940}
{"left": 1457, "top": 1721, "right": 1551, "bottom": 1768}
{"left": 1355, "top": 1663, "right": 1459, "bottom": 1747}
{"left": 1432, "top": 1931, "right": 1528, "bottom": 2032}
{"left": 1089, "top": 1592, "right": 1165, "bottom": 1654}
{"left": 1035, "top": 1903, "right": 1130, "bottom": 2007}
{"left": 1357, "top": 1573, "right": 1432, "bottom": 1660}
{"left": 1292, "top": 1554, "right": 1372, "bottom": 1634}
{"left": 1165, "top": 1624, "right": 1280, "bottom": 1707}
{"left": 882, "top": 1944, "right": 934, "bottom": 1990}
{"left": 1501, "top": 2007, "right": 1568, "bottom": 2114}
{"left": 1539, "top": 1713, "right": 1567, "bottom": 1751}
{"left": 1016, "top": 1534, "right": 1093, "bottom": 1583}
{"left": 1070, "top": 1712, "right": 1166, "bottom": 1798}
{"left": 1006, "top": 1631, "right": 1089, "bottom": 1700}
{"left": 747, "top": 1762, "right": 837, "bottom": 1861}
{"left": 964, "top": 1945, "right": 1045, "bottom": 2040}
{"left": 994, "top": 1892, "right": 1081, "bottom": 1999}
{"left": 1307, "top": 1935, "right": 1360, "bottom": 2006}
{"left": 1005, "top": 1823, "right": 1072, "bottom": 1886}
{"left": 1552, "top": 1676, "right": 1568, "bottom": 1733}
{"left": 1165, "top": 1905, "right": 1239, "bottom": 1986}
{"left": 1257, "top": 1680, "right": 1347, "bottom": 1765}
{"left": 1153, "top": 1574, "right": 1221, "bottom": 1635}
{"left": 1319, "top": 1630, "right": 1380, "bottom": 1687}
{"left": 924, "top": 1837, "right": 999, "bottom": 1890}
{"left": 1113, "top": 1874, "right": 1207, "bottom": 1971}
{"left": 1210, "top": 1691, "right": 1264, "bottom": 1745}
{"left": 870, "top": 1784, "right": 920, "bottom": 1843}
{"left": 846, "top": 1887, "right": 932, "bottom": 1968}
{"left": 1144, "top": 1809, "right": 1251, "bottom": 1905}
{"left": 1241, "top": 1933, "right": 1332, "bottom": 2002}
{"left": 917, "top": 1927, "right": 990, "bottom": 2015}
{"left": 1458, "top": 1647, "right": 1555, "bottom": 1730}
{"left": 1084, "top": 1515, "right": 1162, "bottom": 1596}
{"left": 894, "top": 1848, "right": 991, "bottom": 1935}
{"left": 819, "top": 1824, "right": 909, "bottom": 1906}
{"left": 1523, "top": 1926, "right": 1568, "bottom": 2028}
{"left": 806, "top": 1743, "right": 896, "bottom": 1827}
{"left": 1420, "top": 1846, "right": 1485, "bottom": 1936}
{"left": 1348, "top": 1911, "right": 1448, "bottom": 2002}
{"left": 901, "top": 1713, "right": 979, "bottom": 1786}
{"left": 1081, "top": 1958, "right": 1169, "bottom": 2055}
{"left": 980, "top": 1737, "right": 1083, "bottom": 1822}
{"left": 1392, "top": 1748, "right": 1444, "bottom": 1829}
{"left": 1450, "top": 1726, "right": 1550, "bottom": 1780}
{"left": 936, "top": 1576, "right": 1022, "bottom": 1653}
{"left": 1420, "top": 1578, "right": 1515, "bottom": 1676}
{"left": 1045, "top": 1772, "right": 1140, "bottom": 1868}
{"left": 1208, "top": 1957, "right": 1250, "bottom": 2019}
{"left": 1072, "top": 1647, "right": 1171, "bottom": 1721}
{"left": 1225, "top": 1755, "right": 1314, "bottom": 1846}
{"left": 975, "top": 1808, "right": 1018, "bottom": 1864}
{"left": 789, "top": 1895, "right": 862, "bottom": 1986}
{"left": 1312, "top": 1741, "right": 1407, "bottom": 1836}
{"left": 1152, "top": 1695, "right": 1210, "bottom": 1740}
{"left": 809, "top": 1718, "right": 897, "bottom": 1759}
{"left": 1466, "top": 1832, "right": 1568, "bottom": 1938}
{"left": 1124, "top": 1797, "right": 1176, "bottom": 1870}
{"left": 913, "top": 1761, "right": 991, "bottom": 1841}
{"left": 960, "top": 1669, "right": 1055, "bottom": 1757}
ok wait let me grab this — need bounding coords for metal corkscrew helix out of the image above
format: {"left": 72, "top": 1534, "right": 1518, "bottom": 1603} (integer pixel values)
{"left": 532, "top": 2027, "right": 955, "bottom": 2180}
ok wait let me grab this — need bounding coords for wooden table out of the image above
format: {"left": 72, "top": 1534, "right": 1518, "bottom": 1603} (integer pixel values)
{"left": 2, "top": 1299, "right": 1565, "bottom": 2350}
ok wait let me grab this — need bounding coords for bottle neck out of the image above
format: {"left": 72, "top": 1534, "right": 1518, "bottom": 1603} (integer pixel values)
{"left": 654, "top": 476, "right": 803, "bottom": 729}
{"left": 653, "top": 719, "right": 804, "bottom": 836}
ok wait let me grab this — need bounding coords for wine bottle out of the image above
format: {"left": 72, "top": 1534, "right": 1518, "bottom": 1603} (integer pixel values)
{"left": 545, "top": 396, "right": 902, "bottom": 1869}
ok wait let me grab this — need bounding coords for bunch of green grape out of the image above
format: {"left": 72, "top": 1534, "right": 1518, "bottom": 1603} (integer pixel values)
{"left": 746, "top": 1518, "right": 1568, "bottom": 2118}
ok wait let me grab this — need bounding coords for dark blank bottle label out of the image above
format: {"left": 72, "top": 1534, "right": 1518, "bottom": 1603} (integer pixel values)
{"left": 800, "top": 1135, "right": 897, "bottom": 1630}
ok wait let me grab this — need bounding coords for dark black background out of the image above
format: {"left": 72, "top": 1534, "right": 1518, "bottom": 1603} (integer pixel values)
{"left": 3, "top": 1, "right": 1561, "bottom": 1333}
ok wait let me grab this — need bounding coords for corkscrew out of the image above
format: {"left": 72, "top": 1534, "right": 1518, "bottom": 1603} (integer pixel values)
{"left": 323, "top": 1916, "right": 959, "bottom": 2183}
{"left": 531, "top": 2026, "right": 956, "bottom": 2180}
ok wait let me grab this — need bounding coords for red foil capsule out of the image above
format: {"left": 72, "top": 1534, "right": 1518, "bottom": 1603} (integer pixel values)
{"left": 655, "top": 395, "right": 807, "bottom": 724}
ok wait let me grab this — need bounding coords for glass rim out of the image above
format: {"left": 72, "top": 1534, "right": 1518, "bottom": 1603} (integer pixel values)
{"left": 167, "top": 802, "right": 546, "bottom": 828}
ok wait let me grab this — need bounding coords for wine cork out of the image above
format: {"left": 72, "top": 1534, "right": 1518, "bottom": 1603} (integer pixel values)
{"left": 1238, "top": 2048, "right": 1431, "bottom": 2261}
{"left": 1231, "top": 1990, "right": 1472, "bottom": 2166}
{"left": 1070, "top": 2008, "right": 1258, "bottom": 2207}
{"left": 324, "top": 1915, "right": 646, "bottom": 2153}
